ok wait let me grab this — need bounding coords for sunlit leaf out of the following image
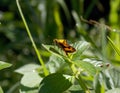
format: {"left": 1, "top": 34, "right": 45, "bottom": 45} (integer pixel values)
{"left": 15, "top": 64, "right": 40, "bottom": 75}
{"left": 21, "top": 72, "right": 42, "bottom": 88}
{"left": 106, "top": 68, "right": 120, "bottom": 88}
{"left": 73, "top": 60, "right": 96, "bottom": 76}
{"left": 72, "top": 41, "right": 90, "bottom": 60}
{"left": 68, "top": 85, "right": 83, "bottom": 93}
{"left": 83, "top": 58, "right": 110, "bottom": 71}
{"left": 47, "top": 55, "right": 66, "bottom": 73}
{"left": 106, "top": 88, "right": 120, "bottom": 93}
{"left": 0, "top": 61, "right": 12, "bottom": 70}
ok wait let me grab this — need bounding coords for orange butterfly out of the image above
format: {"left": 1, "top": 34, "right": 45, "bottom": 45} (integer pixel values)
{"left": 53, "top": 39, "right": 76, "bottom": 55}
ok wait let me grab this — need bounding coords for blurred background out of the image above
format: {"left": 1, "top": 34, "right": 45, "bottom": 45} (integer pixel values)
{"left": 0, "top": 0, "right": 120, "bottom": 92}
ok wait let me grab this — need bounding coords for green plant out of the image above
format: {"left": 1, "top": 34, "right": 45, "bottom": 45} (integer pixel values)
{"left": 41, "top": 40, "right": 96, "bottom": 93}
{"left": 0, "top": 61, "right": 12, "bottom": 92}
{"left": 16, "top": 39, "right": 98, "bottom": 93}
{"left": 14, "top": 0, "right": 120, "bottom": 93}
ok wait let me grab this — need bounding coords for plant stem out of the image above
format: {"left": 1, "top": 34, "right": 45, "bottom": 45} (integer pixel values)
{"left": 76, "top": 75, "right": 90, "bottom": 93}
{"left": 16, "top": 0, "right": 49, "bottom": 76}
{"left": 69, "top": 62, "right": 90, "bottom": 93}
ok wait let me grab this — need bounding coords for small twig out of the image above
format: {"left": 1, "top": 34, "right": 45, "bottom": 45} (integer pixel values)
{"left": 80, "top": 16, "right": 113, "bottom": 31}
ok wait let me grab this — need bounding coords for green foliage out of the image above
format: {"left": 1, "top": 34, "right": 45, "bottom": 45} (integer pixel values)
{"left": 15, "top": 64, "right": 41, "bottom": 93}
{"left": 0, "top": 86, "right": 4, "bottom": 93}
{"left": 73, "top": 60, "right": 96, "bottom": 76}
{"left": 0, "top": 0, "right": 120, "bottom": 93}
{"left": 0, "top": 61, "right": 12, "bottom": 70}
{"left": 40, "top": 40, "right": 99, "bottom": 93}
{"left": 15, "top": 64, "right": 42, "bottom": 88}
{"left": 107, "top": 36, "right": 120, "bottom": 56}
{"left": 72, "top": 41, "right": 90, "bottom": 60}
{"left": 106, "top": 88, "right": 120, "bottom": 93}
{"left": 39, "top": 73, "right": 72, "bottom": 93}
{"left": 17, "top": 40, "right": 99, "bottom": 93}
{"left": 0, "top": 61, "right": 12, "bottom": 93}
{"left": 94, "top": 73, "right": 105, "bottom": 93}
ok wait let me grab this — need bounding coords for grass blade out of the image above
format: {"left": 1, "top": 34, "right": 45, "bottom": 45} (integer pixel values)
{"left": 107, "top": 36, "right": 120, "bottom": 56}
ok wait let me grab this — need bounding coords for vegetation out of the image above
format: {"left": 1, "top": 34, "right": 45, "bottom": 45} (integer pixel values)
{"left": 0, "top": 0, "right": 120, "bottom": 93}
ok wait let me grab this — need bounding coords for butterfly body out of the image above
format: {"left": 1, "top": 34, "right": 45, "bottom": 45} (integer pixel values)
{"left": 53, "top": 39, "right": 76, "bottom": 55}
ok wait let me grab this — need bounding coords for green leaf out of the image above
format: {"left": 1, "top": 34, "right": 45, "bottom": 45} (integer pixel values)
{"left": 68, "top": 85, "right": 83, "bottom": 93}
{"left": 0, "top": 61, "right": 12, "bottom": 70}
{"left": 15, "top": 64, "right": 42, "bottom": 88}
{"left": 39, "top": 73, "right": 72, "bottom": 93}
{"left": 94, "top": 73, "right": 105, "bottom": 93}
{"left": 21, "top": 72, "right": 42, "bottom": 88}
{"left": 15, "top": 64, "right": 40, "bottom": 75}
{"left": 19, "top": 86, "right": 38, "bottom": 93}
{"left": 47, "top": 55, "right": 66, "bottom": 73}
{"left": 42, "top": 44, "right": 63, "bottom": 57}
{"left": 0, "top": 86, "right": 4, "bottom": 93}
{"left": 82, "top": 58, "right": 110, "bottom": 71}
{"left": 107, "top": 36, "right": 120, "bottom": 56}
{"left": 73, "top": 60, "right": 96, "bottom": 76}
{"left": 106, "top": 88, "right": 120, "bottom": 93}
{"left": 72, "top": 41, "right": 90, "bottom": 60}
{"left": 106, "top": 68, "right": 120, "bottom": 88}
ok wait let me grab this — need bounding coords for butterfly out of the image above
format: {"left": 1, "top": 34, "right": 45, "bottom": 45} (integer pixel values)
{"left": 53, "top": 39, "right": 76, "bottom": 55}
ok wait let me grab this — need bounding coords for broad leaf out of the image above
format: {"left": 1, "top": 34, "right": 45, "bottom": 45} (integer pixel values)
{"left": 72, "top": 41, "right": 90, "bottom": 60}
{"left": 106, "top": 88, "right": 120, "bottom": 93}
{"left": 105, "top": 68, "right": 120, "bottom": 88}
{"left": 0, "top": 61, "right": 12, "bottom": 70}
{"left": 73, "top": 60, "right": 96, "bottom": 76}
{"left": 15, "top": 64, "right": 40, "bottom": 75}
{"left": 68, "top": 85, "right": 83, "bottom": 93}
{"left": 39, "top": 73, "right": 72, "bottom": 93}
{"left": 16, "top": 64, "right": 42, "bottom": 88}
{"left": 83, "top": 58, "right": 110, "bottom": 71}
{"left": 42, "top": 41, "right": 90, "bottom": 60}
{"left": 47, "top": 55, "right": 66, "bottom": 73}
{"left": 21, "top": 72, "right": 42, "bottom": 88}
